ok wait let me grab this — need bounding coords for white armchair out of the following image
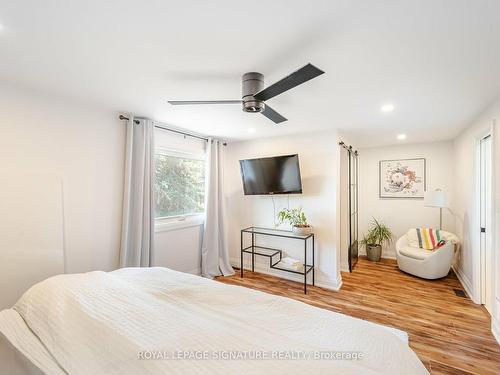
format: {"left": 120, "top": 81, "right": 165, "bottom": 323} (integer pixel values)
{"left": 396, "top": 230, "right": 458, "bottom": 279}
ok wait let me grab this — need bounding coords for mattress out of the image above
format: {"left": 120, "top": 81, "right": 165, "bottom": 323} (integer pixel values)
{"left": 0, "top": 309, "right": 64, "bottom": 374}
{"left": 0, "top": 267, "right": 429, "bottom": 374}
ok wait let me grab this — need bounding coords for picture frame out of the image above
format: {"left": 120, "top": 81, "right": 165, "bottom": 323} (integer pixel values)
{"left": 379, "top": 158, "right": 426, "bottom": 199}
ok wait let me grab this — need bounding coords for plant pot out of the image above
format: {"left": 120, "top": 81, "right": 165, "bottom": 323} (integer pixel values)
{"left": 292, "top": 225, "right": 312, "bottom": 236}
{"left": 366, "top": 244, "right": 382, "bottom": 262}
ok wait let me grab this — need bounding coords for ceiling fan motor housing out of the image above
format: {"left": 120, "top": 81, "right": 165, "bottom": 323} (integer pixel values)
{"left": 242, "top": 72, "right": 265, "bottom": 113}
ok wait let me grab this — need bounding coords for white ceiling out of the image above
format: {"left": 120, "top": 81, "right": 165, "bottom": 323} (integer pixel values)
{"left": 1, "top": 0, "right": 500, "bottom": 146}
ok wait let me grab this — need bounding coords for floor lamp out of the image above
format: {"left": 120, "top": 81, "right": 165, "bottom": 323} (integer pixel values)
{"left": 424, "top": 189, "right": 448, "bottom": 230}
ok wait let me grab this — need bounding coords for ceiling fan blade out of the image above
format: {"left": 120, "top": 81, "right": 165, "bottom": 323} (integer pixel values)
{"left": 254, "top": 63, "right": 325, "bottom": 101}
{"left": 261, "top": 105, "right": 287, "bottom": 124}
{"left": 168, "top": 100, "right": 242, "bottom": 105}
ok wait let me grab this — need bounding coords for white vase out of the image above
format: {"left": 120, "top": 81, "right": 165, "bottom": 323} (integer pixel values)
{"left": 292, "top": 226, "right": 312, "bottom": 236}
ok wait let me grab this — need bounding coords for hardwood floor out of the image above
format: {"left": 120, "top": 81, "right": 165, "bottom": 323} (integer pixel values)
{"left": 216, "top": 257, "right": 500, "bottom": 375}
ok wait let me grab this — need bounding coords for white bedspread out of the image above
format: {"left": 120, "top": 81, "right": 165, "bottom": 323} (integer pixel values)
{"left": 1, "top": 267, "right": 428, "bottom": 374}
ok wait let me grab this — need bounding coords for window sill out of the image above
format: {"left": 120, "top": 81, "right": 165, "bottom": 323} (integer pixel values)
{"left": 155, "top": 215, "right": 204, "bottom": 233}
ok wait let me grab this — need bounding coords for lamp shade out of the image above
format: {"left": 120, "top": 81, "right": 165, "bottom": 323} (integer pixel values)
{"left": 424, "top": 190, "right": 448, "bottom": 208}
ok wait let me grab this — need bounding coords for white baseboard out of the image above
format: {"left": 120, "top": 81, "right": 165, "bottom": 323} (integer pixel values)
{"left": 341, "top": 254, "right": 396, "bottom": 273}
{"left": 230, "top": 258, "right": 342, "bottom": 291}
{"left": 452, "top": 265, "right": 479, "bottom": 304}
{"left": 381, "top": 254, "right": 397, "bottom": 260}
{"left": 316, "top": 275, "right": 342, "bottom": 291}
{"left": 358, "top": 250, "right": 396, "bottom": 260}
{"left": 492, "top": 318, "right": 500, "bottom": 345}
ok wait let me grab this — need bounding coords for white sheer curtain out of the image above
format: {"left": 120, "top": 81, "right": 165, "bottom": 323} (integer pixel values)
{"left": 201, "top": 139, "right": 234, "bottom": 278}
{"left": 119, "top": 116, "right": 155, "bottom": 268}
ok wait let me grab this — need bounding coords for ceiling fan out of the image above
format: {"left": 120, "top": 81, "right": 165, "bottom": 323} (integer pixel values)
{"left": 168, "top": 63, "right": 325, "bottom": 124}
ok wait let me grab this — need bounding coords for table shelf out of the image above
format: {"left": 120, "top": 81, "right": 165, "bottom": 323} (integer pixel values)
{"left": 271, "top": 264, "right": 314, "bottom": 275}
{"left": 240, "top": 227, "right": 315, "bottom": 294}
{"left": 241, "top": 245, "right": 282, "bottom": 258}
{"left": 241, "top": 226, "right": 314, "bottom": 240}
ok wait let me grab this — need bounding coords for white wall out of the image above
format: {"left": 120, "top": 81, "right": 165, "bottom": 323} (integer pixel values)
{"left": 0, "top": 175, "right": 65, "bottom": 309}
{"left": 452, "top": 124, "right": 486, "bottom": 299}
{"left": 0, "top": 83, "right": 125, "bottom": 279}
{"left": 452, "top": 96, "right": 500, "bottom": 343}
{"left": 0, "top": 81, "right": 204, "bottom": 309}
{"left": 154, "top": 223, "right": 203, "bottom": 274}
{"left": 357, "top": 141, "right": 455, "bottom": 260}
{"left": 223, "top": 130, "right": 342, "bottom": 290}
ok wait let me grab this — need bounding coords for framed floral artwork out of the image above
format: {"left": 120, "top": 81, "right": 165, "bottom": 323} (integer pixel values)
{"left": 379, "top": 158, "right": 426, "bottom": 198}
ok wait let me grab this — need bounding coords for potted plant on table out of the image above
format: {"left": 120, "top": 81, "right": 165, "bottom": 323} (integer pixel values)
{"left": 360, "top": 218, "right": 393, "bottom": 262}
{"left": 277, "top": 207, "right": 312, "bottom": 235}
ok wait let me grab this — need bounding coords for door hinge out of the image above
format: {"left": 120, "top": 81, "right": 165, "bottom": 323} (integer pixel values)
{"left": 481, "top": 227, "right": 486, "bottom": 233}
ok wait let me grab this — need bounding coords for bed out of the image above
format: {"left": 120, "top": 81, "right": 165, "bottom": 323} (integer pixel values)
{"left": 0, "top": 267, "right": 429, "bottom": 374}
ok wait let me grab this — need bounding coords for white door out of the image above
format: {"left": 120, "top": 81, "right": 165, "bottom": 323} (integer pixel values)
{"left": 479, "top": 134, "right": 493, "bottom": 313}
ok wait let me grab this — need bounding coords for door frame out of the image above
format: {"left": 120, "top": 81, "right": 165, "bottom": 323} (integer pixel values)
{"left": 338, "top": 141, "right": 359, "bottom": 272}
{"left": 348, "top": 149, "right": 359, "bottom": 272}
{"left": 474, "top": 125, "right": 495, "bottom": 310}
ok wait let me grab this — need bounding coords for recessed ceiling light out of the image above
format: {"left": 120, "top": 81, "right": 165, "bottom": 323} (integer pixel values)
{"left": 381, "top": 103, "right": 395, "bottom": 113}
{"left": 247, "top": 128, "right": 256, "bottom": 133}
{"left": 397, "top": 134, "right": 407, "bottom": 140}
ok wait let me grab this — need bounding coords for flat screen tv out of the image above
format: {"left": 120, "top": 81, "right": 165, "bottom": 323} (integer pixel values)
{"left": 239, "top": 154, "right": 302, "bottom": 195}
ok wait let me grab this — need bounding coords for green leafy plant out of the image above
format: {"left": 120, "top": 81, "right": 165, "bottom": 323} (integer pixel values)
{"left": 277, "top": 207, "right": 309, "bottom": 227}
{"left": 360, "top": 218, "right": 393, "bottom": 246}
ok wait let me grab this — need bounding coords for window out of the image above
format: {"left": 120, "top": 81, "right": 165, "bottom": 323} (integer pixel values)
{"left": 154, "top": 150, "right": 206, "bottom": 219}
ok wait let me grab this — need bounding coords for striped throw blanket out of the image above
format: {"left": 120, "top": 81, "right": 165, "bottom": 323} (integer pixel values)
{"left": 407, "top": 228, "right": 442, "bottom": 250}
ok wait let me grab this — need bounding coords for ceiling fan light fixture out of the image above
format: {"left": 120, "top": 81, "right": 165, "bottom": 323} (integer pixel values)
{"left": 168, "top": 63, "right": 324, "bottom": 124}
{"left": 242, "top": 100, "right": 265, "bottom": 113}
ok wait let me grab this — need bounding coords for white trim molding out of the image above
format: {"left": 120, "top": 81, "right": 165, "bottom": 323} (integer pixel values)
{"left": 381, "top": 254, "right": 397, "bottom": 260}
{"left": 492, "top": 317, "right": 500, "bottom": 345}
{"left": 230, "top": 258, "right": 342, "bottom": 291}
{"left": 155, "top": 215, "right": 204, "bottom": 233}
{"left": 342, "top": 255, "right": 396, "bottom": 272}
{"left": 452, "top": 264, "right": 479, "bottom": 304}
{"left": 471, "top": 126, "right": 495, "bottom": 309}
{"left": 318, "top": 275, "right": 343, "bottom": 291}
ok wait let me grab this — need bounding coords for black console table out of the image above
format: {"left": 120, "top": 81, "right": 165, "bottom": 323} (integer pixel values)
{"left": 240, "top": 226, "right": 315, "bottom": 294}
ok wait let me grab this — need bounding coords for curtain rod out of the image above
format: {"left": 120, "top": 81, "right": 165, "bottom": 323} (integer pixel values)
{"left": 119, "top": 114, "right": 226, "bottom": 144}
{"left": 154, "top": 123, "right": 209, "bottom": 142}
{"left": 338, "top": 141, "right": 358, "bottom": 155}
{"left": 119, "top": 114, "right": 140, "bottom": 124}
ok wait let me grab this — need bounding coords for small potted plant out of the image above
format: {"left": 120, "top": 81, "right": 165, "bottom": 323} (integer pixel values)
{"left": 360, "top": 218, "right": 393, "bottom": 262}
{"left": 277, "top": 207, "right": 312, "bottom": 235}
